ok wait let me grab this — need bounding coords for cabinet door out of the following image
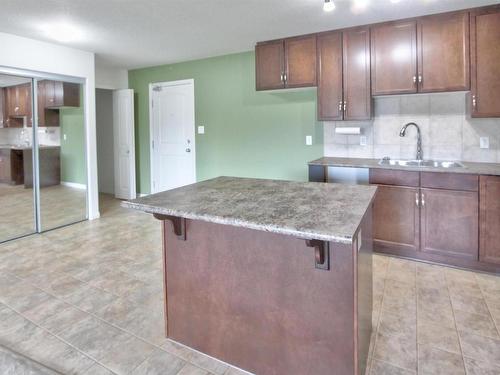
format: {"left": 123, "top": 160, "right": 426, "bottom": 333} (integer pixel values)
{"left": 371, "top": 21, "right": 417, "bottom": 95}
{"left": 255, "top": 41, "right": 285, "bottom": 91}
{"left": 343, "top": 27, "right": 371, "bottom": 120}
{"left": 317, "top": 32, "right": 343, "bottom": 121}
{"left": 44, "top": 80, "right": 56, "bottom": 107}
{"left": 470, "top": 8, "right": 500, "bottom": 117}
{"left": 420, "top": 188, "right": 478, "bottom": 260}
{"left": 37, "top": 80, "right": 46, "bottom": 127}
{"left": 417, "top": 12, "right": 470, "bottom": 93}
{"left": 372, "top": 185, "right": 420, "bottom": 252}
{"left": 0, "top": 88, "right": 5, "bottom": 127}
{"left": 16, "top": 83, "right": 31, "bottom": 117}
{"left": 6, "top": 86, "right": 17, "bottom": 116}
{"left": 480, "top": 176, "right": 500, "bottom": 265}
{"left": 284, "top": 35, "right": 317, "bottom": 88}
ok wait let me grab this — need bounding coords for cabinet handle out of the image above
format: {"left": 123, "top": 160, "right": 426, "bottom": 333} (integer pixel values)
{"left": 343, "top": 101, "right": 347, "bottom": 111}
{"left": 283, "top": 73, "right": 287, "bottom": 82}
{"left": 421, "top": 193, "right": 425, "bottom": 207}
{"left": 338, "top": 101, "right": 343, "bottom": 112}
{"left": 418, "top": 75, "right": 422, "bottom": 83}
{"left": 280, "top": 72, "right": 284, "bottom": 82}
{"left": 15, "top": 106, "right": 19, "bottom": 112}
{"left": 413, "top": 76, "right": 417, "bottom": 84}
{"left": 415, "top": 192, "right": 420, "bottom": 207}
{"left": 472, "top": 95, "right": 477, "bottom": 108}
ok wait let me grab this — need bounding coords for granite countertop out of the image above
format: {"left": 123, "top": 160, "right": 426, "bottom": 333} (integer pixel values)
{"left": 309, "top": 157, "right": 500, "bottom": 176}
{"left": 122, "top": 176, "right": 377, "bottom": 244}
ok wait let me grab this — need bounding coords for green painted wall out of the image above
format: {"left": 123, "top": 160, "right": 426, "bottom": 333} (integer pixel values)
{"left": 60, "top": 87, "right": 86, "bottom": 185}
{"left": 128, "top": 51, "right": 323, "bottom": 195}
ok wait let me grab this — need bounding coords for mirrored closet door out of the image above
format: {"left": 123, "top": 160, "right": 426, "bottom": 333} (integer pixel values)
{"left": 0, "top": 70, "right": 87, "bottom": 243}
{"left": 0, "top": 73, "right": 36, "bottom": 242}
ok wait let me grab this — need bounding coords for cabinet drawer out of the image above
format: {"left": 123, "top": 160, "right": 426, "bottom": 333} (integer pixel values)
{"left": 421, "top": 172, "right": 478, "bottom": 191}
{"left": 369, "top": 169, "right": 419, "bottom": 187}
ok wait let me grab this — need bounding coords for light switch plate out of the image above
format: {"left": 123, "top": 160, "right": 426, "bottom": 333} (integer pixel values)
{"left": 306, "top": 135, "right": 313, "bottom": 146}
{"left": 63, "top": 134, "right": 67, "bottom": 141}
{"left": 197, "top": 126, "right": 205, "bottom": 134}
{"left": 480, "top": 137, "right": 489, "bottom": 149}
{"left": 360, "top": 136, "right": 367, "bottom": 146}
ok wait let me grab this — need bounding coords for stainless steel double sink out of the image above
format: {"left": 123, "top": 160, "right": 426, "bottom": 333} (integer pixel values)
{"left": 378, "top": 158, "right": 465, "bottom": 169}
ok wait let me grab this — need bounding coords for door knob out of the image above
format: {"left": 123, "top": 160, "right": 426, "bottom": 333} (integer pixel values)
{"left": 186, "top": 148, "right": 191, "bottom": 153}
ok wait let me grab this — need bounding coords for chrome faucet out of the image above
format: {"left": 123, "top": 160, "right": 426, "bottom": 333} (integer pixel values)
{"left": 399, "top": 122, "right": 423, "bottom": 161}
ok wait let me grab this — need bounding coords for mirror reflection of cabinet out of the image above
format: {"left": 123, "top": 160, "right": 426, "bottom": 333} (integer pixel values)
{"left": 0, "top": 88, "right": 5, "bottom": 127}
{"left": 36, "top": 80, "right": 80, "bottom": 127}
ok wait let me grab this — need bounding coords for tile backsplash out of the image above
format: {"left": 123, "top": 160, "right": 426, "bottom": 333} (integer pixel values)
{"left": 0, "top": 127, "right": 61, "bottom": 146}
{"left": 324, "top": 92, "right": 500, "bottom": 163}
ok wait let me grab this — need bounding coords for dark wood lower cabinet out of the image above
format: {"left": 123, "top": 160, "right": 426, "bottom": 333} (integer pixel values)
{"left": 480, "top": 176, "right": 500, "bottom": 265}
{"left": 373, "top": 185, "right": 420, "bottom": 253}
{"left": 420, "top": 188, "right": 478, "bottom": 260}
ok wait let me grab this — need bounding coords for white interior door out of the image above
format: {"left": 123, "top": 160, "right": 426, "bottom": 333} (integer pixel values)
{"left": 150, "top": 79, "right": 195, "bottom": 193}
{"left": 113, "top": 89, "right": 136, "bottom": 199}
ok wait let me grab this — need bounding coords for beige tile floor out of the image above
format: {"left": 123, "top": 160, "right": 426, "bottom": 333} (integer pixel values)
{"left": 0, "top": 183, "right": 87, "bottom": 242}
{"left": 0, "top": 195, "right": 499, "bottom": 374}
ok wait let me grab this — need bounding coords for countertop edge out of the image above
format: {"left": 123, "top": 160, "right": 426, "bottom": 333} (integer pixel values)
{"left": 122, "top": 200, "right": 355, "bottom": 244}
{"left": 308, "top": 157, "right": 500, "bottom": 176}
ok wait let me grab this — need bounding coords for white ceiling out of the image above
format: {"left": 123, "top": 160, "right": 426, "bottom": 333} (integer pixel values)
{"left": 0, "top": 74, "right": 31, "bottom": 87}
{"left": 0, "top": 0, "right": 499, "bottom": 70}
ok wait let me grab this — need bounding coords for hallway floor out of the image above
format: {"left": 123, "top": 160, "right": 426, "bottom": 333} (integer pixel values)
{"left": 0, "top": 195, "right": 499, "bottom": 374}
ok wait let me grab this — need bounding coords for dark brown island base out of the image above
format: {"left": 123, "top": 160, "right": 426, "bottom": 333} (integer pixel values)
{"left": 309, "top": 157, "right": 500, "bottom": 274}
{"left": 123, "top": 176, "right": 377, "bottom": 375}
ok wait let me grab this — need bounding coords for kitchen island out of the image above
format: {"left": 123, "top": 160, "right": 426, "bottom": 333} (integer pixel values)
{"left": 123, "top": 176, "right": 377, "bottom": 375}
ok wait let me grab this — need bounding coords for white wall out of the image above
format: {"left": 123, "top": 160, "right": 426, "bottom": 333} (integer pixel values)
{"left": 95, "top": 63, "right": 128, "bottom": 90}
{"left": 0, "top": 32, "right": 99, "bottom": 219}
{"left": 96, "top": 89, "right": 115, "bottom": 194}
{"left": 324, "top": 92, "right": 500, "bottom": 163}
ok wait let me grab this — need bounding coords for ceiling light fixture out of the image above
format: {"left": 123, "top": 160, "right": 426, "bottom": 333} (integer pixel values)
{"left": 323, "top": 0, "right": 336, "bottom": 12}
{"left": 390, "top": 0, "right": 401, "bottom": 3}
{"left": 40, "top": 20, "right": 85, "bottom": 43}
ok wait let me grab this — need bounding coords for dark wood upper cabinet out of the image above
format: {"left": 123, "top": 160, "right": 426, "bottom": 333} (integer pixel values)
{"left": 417, "top": 12, "right": 470, "bottom": 93}
{"left": 44, "top": 81, "right": 80, "bottom": 108}
{"left": 317, "top": 28, "right": 371, "bottom": 121}
{"left": 255, "top": 40, "right": 285, "bottom": 90}
{"left": 255, "top": 36, "right": 316, "bottom": 90}
{"left": 37, "top": 81, "right": 46, "bottom": 127}
{"left": 0, "top": 88, "right": 5, "bottom": 127}
{"left": 420, "top": 188, "right": 478, "bottom": 260}
{"left": 343, "top": 27, "right": 371, "bottom": 120}
{"left": 470, "top": 7, "right": 500, "bottom": 117}
{"left": 284, "top": 35, "right": 317, "bottom": 88}
{"left": 37, "top": 80, "right": 59, "bottom": 127}
{"left": 317, "top": 32, "right": 343, "bottom": 120}
{"left": 480, "top": 176, "right": 500, "bottom": 265}
{"left": 371, "top": 21, "right": 417, "bottom": 95}
{"left": 372, "top": 185, "right": 420, "bottom": 253}
{"left": 5, "top": 83, "right": 32, "bottom": 127}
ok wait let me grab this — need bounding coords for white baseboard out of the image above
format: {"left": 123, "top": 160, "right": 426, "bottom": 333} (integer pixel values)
{"left": 61, "top": 181, "right": 87, "bottom": 190}
{"left": 138, "top": 193, "right": 149, "bottom": 197}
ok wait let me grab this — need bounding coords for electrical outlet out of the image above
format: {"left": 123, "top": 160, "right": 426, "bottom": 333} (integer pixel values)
{"left": 360, "top": 136, "right": 367, "bottom": 146}
{"left": 306, "top": 135, "right": 313, "bottom": 146}
{"left": 480, "top": 137, "right": 489, "bottom": 149}
{"left": 197, "top": 126, "right": 205, "bottom": 134}
{"left": 63, "top": 134, "right": 67, "bottom": 141}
